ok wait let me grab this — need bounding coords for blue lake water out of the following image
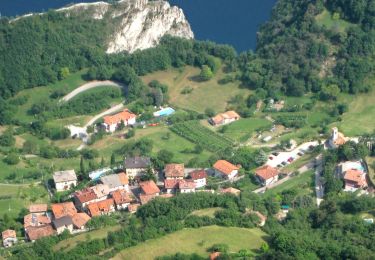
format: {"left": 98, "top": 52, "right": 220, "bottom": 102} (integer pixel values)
{"left": 0, "top": 0, "right": 276, "bottom": 51}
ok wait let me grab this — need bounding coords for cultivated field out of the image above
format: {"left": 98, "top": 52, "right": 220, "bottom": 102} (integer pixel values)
{"left": 113, "top": 226, "right": 267, "bottom": 260}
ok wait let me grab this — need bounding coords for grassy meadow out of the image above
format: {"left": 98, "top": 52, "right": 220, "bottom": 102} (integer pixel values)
{"left": 114, "top": 226, "right": 267, "bottom": 260}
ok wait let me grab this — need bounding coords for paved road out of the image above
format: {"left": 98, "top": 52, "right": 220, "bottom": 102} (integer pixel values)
{"left": 59, "top": 80, "right": 124, "bottom": 102}
{"left": 314, "top": 155, "right": 324, "bottom": 206}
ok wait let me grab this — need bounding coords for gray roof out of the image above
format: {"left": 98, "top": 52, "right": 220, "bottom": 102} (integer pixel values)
{"left": 53, "top": 216, "right": 73, "bottom": 228}
{"left": 124, "top": 156, "right": 151, "bottom": 169}
{"left": 100, "top": 174, "right": 123, "bottom": 189}
{"left": 53, "top": 170, "right": 77, "bottom": 183}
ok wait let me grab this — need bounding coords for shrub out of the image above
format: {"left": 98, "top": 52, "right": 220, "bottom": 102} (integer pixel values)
{"left": 4, "top": 153, "right": 20, "bottom": 165}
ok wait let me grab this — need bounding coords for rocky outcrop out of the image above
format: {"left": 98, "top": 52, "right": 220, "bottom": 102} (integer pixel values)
{"left": 105, "top": 0, "right": 194, "bottom": 53}
{"left": 63, "top": 0, "right": 194, "bottom": 53}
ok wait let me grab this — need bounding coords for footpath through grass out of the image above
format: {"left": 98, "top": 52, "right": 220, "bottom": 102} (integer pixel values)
{"left": 113, "top": 226, "right": 267, "bottom": 260}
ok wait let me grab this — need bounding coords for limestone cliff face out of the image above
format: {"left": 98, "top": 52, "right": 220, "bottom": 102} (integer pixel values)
{"left": 61, "top": 0, "right": 194, "bottom": 53}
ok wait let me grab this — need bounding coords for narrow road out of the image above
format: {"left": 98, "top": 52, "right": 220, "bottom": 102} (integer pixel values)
{"left": 84, "top": 103, "right": 124, "bottom": 129}
{"left": 59, "top": 80, "right": 124, "bottom": 102}
{"left": 314, "top": 155, "right": 324, "bottom": 206}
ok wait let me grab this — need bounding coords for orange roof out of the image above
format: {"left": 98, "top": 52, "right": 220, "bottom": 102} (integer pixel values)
{"left": 51, "top": 202, "right": 77, "bottom": 219}
{"left": 24, "top": 214, "right": 51, "bottom": 228}
{"left": 139, "top": 194, "right": 157, "bottom": 205}
{"left": 220, "top": 187, "right": 241, "bottom": 195}
{"left": 118, "top": 172, "right": 129, "bottom": 185}
{"left": 178, "top": 179, "right": 196, "bottom": 189}
{"left": 72, "top": 213, "right": 91, "bottom": 228}
{"left": 210, "top": 252, "right": 221, "bottom": 260}
{"left": 74, "top": 188, "right": 97, "bottom": 204}
{"left": 211, "top": 111, "right": 240, "bottom": 125}
{"left": 165, "top": 164, "right": 185, "bottom": 178}
{"left": 29, "top": 204, "right": 47, "bottom": 213}
{"left": 255, "top": 165, "right": 279, "bottom": 180}
{"left": 87, "top": 199, "right": 114, "bottom": 217}
{"left": 344, "top": 169, "right": 367, "bottom": 186}
{"left": 2, "top": 229, "right": 16, "bottom": 240}
{"left": 90, "top": 184, "right": 110, "bottom": 198}
{"left": 26, "top": 225, "right": 55, "bottom": 241}
{"left": 140, "top": 180, "right": 160, "bottom": 195}
{"left": 103, "top": 109, "right": 136, "bottom": 125}
{"left": 128, "top": 203, "right": 140, "bottom": 213}
{"left": 189, "top": 170, "right": 207, "bottom": 180}
{"left": 111, "top": 189, "right": 133, "bottom": 205}
{"left": 164, "top": 179, "right": 179, "bottom": 189}
{"left": 213, "top": 160, "right": 239, "bottom": 175}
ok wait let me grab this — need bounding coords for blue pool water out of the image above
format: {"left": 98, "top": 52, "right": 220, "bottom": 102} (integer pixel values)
{"left": 154, "top": 107, "right": 175, "bottom": 117}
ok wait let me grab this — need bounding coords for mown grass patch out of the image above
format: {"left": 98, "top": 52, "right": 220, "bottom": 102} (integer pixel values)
{"left": 221, "top": 118, "right": 272, "bottom": 142}
{"left": 114, "top": 226, "right": 267, "bottom": 260}
{"left": 315, "top": 8, "right": 354, "bottom": 32}
{"left": 141, "top": 66, "right": 251, "bottom": 113}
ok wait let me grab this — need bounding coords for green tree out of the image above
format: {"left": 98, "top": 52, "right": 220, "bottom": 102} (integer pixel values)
{"left": 58, "top": 67, "right": 70, "bottom": 80}
{"left": 320, "top": 84, "right": 340, "bottom": 101}
{"left": 199, "top": 65, "right": 213, "bottom": 81}
{"left": 110, "top": 153, "right": 116, "bottom": 166}
{"left": 80, "top": 156, "right": 86, "bottom": 174}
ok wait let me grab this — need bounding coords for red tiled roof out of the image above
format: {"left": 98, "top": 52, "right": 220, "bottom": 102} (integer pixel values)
{"left": 139, "top": 194, "right": 157, "bottom": 205}
{"left": 140, "top": 180, "right": 160, "bottom": 195}
{"left": 87, "top": 199, "right": 114, "bottom": 217}
{"left": 51, "top": 202, "right": 77, "bottom": 219}
{"left": 189, "top": 169, "right": 207, "bottom": 180}
{"left": 128, "top": 203, "right": 140, "bottom": 213}
{"left": 178, "top": 179, "right": 196, "bottom": 189}
{"left": 26, "top": 225, "right": 55, "bottom": 241}
{"left": 103, "top": 109, "right": 136, "bottom": 126}
{"left": 2, "top": 229, "right": 16, "bottom": 240}
{"left": 72, "top": 213, "right": 91, "bottom": 229}
{"left": 220, "top": 187, "right": 241, "bottom": 195}
{"left": 29, "top": 204, "right": 47, "bottom": 213}
{"left": 24, "top": 214, "right": 52, "bottom": 228}
{"left": 164, "top": 179, "right": 179, "bottom": 189}
{"left": 213, "top": 160, "right": 239, "bottom": 175}
{"left": 165, "top": 164, "right": 185, "bottom": 178}
{"left": 255, "top": 165, "right": 279, "bottom": 180}
{"left": 210, "top": 252, "right": 221, "bottom": 260}
{"left": 74, "top": 188, "right": 97, "bottom": 204}
{"left": 344, "top": 169, "right": 367, "bottom": 186}
{"left": 111, "top": 189, "right": 133, "bottom": 205}
{"left": 211, "top": 111, "right": 240, "bottom": 125}
{"left": 118, "top": 172, "right": 129, "bottom": 185}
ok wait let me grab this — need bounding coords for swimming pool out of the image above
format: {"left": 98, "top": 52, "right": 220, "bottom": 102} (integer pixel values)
{"left": 153, "top": 107, "right": 175, "bottom": 117}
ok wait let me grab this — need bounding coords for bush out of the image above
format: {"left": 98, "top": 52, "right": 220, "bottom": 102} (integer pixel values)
{"left": 4, "top": 153, "right": 20, "bottom": 165}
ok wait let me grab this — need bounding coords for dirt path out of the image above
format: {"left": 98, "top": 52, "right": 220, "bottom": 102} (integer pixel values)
{"left": 60, "top": 80, "right": 124, "bottom": 102}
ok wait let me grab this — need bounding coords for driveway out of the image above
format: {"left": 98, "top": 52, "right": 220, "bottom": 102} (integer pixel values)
{"left": 60, "top": 80, "right": 124, "bottom": 102}
{"left": 314, "top": 155, "right": 324, "bottom": 206}
{"left": 266, "top": 141, "right": 319, "bottom": 168}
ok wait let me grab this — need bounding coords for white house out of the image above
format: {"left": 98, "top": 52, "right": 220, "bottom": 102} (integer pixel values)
{"left": 111, "top": 189, "right": 133, "bottom": 210}
{"left": 209, "top": 111, "right": 240, "bottom": 126}
{"left": 52, "top": 216, "right": 74, "bottom": 235}
{"left": 124, "top": 156, "right": 152, "bottom": 179}
{"left": 102, "top": 109, "right": 136, "bottom": 133}
{"left": 53, "top": 170, "right": 77, "bottom": 192}
{"left": 213, "top": 160, "right": 239, "bottom": 180}
{"left": 178, "top": 180, "right": 196, "bottom": 193}
{"left": 255, "top": 165, "right": 279, "bottom": 186}
{"left": 2, "top": 230, "right": 17, "bottom": 248}
{"left": 189, "top": 170, "right": 207, "bottom": 188}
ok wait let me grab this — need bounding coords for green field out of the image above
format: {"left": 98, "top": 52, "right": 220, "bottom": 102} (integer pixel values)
{"left": 141, "top": 66, "right": 251, "bottom": 113}
{"left": 114, "top": 226, "right": 267, "bottom": 260}
{"left": 221, "top": 118, "right": 272, "bottom": 142}
{"left": 190, "top": 208, "right": 223, "bottom": 218}
{"left": 316, "top": 9, "right": 354, "bottom": 32}
{"left": 11, "top": 70, "right": 88, "bottom": 123}
{"left": 0, "top": 184, "right": 49, "bottom": 218}
{"left": 265, "top": 170, "right": 315, "bottom": 196}
{"left": 54, "top": 225, "right": 121, "bottom": 252}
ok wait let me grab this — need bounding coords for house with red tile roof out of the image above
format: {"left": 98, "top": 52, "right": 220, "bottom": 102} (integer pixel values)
{"left": 128, "top": 203, "right": 140, "bottom": 213}
{"left": 2, "top": 229, "right": 17, "bottom": 248}
{"left": 90, "top": 184, "right": 110, "bottom": 200}
{"left": 164, "top": 179, "right": 180, "bottom": 193}
{"left": 102, "top": 109, "right": 136, "bottom": 132}
{"left": 329, "top": 127, "right": 348, "bottom": 148}
{"left": 213, "top": 160, "right": 239, "bottom": 180}
{"left": 28, "top": 204, "right": 48, "bottom": 215}
{"left": 51, "top": 202, "right": 77, "bottom": 219}
{"left": 189, "top": 169, "right": 207, "bottom": 188}
{"left": 178, "top": 179, "right": 196, "bottom": 193}
{"left": 111, "top": 189, "right": 133, "bottom": 210}
{"left": 164, "top": 164, "right": 185, "bottom": 179}
{"left": 220, "top": 187, "right": 241, "bottom": 196}
{"left": 24, "top": 214, "right": 51, "bottom": 229}
{"left": 72, "top": 213, "right": 91, "bottom": 230}
{"left": 344, "top": 169, "right": 368, "bottom": 192}
{"left": 140, "top": 180, "right": 160, "bottom": 196}
{"left": 73, "top": 188, "right": 98, "bottom": 211}
{"left": 87, "top": 199, "right": 115, "bottom": 217}
{"left": 209, "top": 111, "right": 240, "bottom": 126}
{"left": 26, "top": 225, "right": 55, "bottom": 242}
{"left": 255, "top": 165, "right": 279, "bottom": 186}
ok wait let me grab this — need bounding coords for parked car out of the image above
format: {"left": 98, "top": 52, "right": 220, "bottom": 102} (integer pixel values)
{"left": 288, "top": 157, "right": 294, "bottom": 162}
{"left": 281, "top": 161, "right": 287, "bottom": 166}
{"left": 277, "top": 164, "right": 282, "bottom": 168}
{"left": 269, "top": 156, "right": 274, "bottom": 160}
{"left": 309, "top": 145, "right": 315, "bottom": 150}
{"left": 272, "top": 152, "right": 279, "bottom": 156}
{"left": 297, "top": 152, "right": 304, "bottom": 156}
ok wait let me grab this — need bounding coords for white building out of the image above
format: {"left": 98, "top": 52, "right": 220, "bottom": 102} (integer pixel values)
{"left": 124, "top": 157, "right": 152, "bottom": 179}
{"left": 189, "top": 170, "right": 207, "bottom": 188}
{"left": 2, "top": 230, "right": 17, "bottom": 248}
{"left": 213, "top": 160, "right": 239, "bottom": 180}
{"left": 102, "top": 109, "right": 136, "bottom": 133}
{"left": 53, "top": 170, "right": 77, "bottom": 192}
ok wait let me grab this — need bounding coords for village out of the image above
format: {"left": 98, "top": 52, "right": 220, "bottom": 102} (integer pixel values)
{"left": 2, "top": 106, "right": 373, "bottom": 248}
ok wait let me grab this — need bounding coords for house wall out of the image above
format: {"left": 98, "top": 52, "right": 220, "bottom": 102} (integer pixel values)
{"left": 215, "top": 169, "right": 238, "bottom": 180}
{"left": 180, "top": 188, "right": 195, "bottom": 193}
{"left": 56, "top": 224, "right": 73, "bottom": 234}
{"left": 126, "top": 168, "right": 147, "bottom": 179}
{"left": 165, "top": 176, "right": 184, "bottom": 180}
{"left": 55, "top": 180, "right": 77, "bottom": 192}
{"left": 116, "top": 202, "right": 130, "bottom": 210}
{"left": 264, "top": 175, "right": 279, "bottom": 186}
{"left": 3, "top": 238, "right": 17, "bottom": 248}
{"left": 193, "top": 178, "right": 206, "bottom": 188}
